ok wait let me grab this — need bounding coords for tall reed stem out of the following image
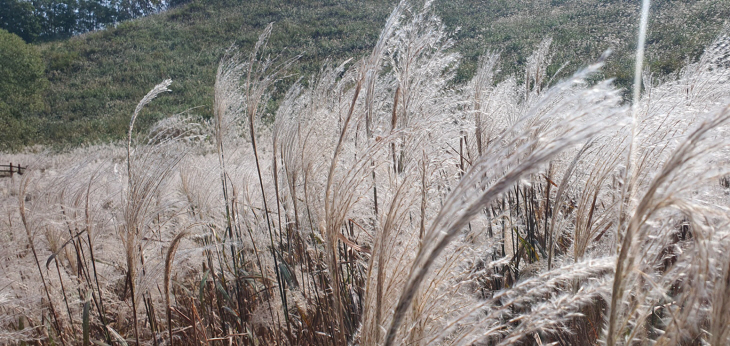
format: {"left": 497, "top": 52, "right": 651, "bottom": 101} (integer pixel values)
{"left": 608, "top": 1, "right": 650, "bottom": 344}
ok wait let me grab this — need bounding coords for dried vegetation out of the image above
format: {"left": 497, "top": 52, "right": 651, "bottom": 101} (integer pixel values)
{"left": 3, "top": 1, "right": 730, "bottom": 345}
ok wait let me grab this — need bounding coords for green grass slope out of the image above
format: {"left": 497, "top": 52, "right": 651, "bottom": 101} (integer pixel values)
{"left": 24, "top": 0, "right": 730, "bottom": 148}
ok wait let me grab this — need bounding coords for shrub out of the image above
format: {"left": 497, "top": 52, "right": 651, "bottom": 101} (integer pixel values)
{"left": 0, "top": 29, "right": 47, "bottom": 149}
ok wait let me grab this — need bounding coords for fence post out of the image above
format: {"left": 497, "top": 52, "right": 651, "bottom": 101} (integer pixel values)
{"left": 9, "top": 162, "right": 12, "bottom": 177}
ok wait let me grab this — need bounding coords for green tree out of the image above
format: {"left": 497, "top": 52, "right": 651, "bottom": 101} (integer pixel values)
{"left": 0, "top": 0, "right": 41, "bottom": 42}
{"left": 0, "top": 29, "right": 46, "bottom": 149}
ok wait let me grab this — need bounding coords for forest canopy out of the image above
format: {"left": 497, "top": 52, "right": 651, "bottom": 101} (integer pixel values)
{"left": 0, "top": 0, "right": 188, "bottom": 42}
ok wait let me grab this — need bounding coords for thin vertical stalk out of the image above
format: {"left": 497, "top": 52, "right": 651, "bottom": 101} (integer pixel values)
{"left": 248, "top": 80, "right": 290, "bottom": 342}
{"left": 608, "top": 1, "right": 651, "bottom": 344}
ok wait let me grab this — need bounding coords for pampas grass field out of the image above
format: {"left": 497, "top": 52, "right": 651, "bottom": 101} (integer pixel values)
{"left": 3, "top": 0, "right": 730, "bottom": 344}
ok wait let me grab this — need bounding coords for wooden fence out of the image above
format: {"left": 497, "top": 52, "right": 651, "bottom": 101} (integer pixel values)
{"left": 0, "top": 163, "right": 26, "bottom": 177}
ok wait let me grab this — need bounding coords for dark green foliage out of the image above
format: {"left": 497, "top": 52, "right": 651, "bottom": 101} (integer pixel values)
{"left": 2, "top": 0, "right": 177, "bottom": 42}
{"left": 0, "top": 0, "right": 41, "bottom": 42}
{"left": 0, "top": 29, "right": 47, "bottom": 150}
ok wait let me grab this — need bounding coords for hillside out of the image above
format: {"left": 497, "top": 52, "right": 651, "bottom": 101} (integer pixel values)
{"left": 16, "top": 0, "right": 730, "bottom": 148}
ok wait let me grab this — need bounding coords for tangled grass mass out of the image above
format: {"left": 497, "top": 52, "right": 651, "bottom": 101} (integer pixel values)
{"left": 3, "top": 1, "right": 730, "bottom": 344}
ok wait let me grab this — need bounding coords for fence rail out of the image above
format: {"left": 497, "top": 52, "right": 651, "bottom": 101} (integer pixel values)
{"left": 0, "top": 163, "right": 26, "bottom": 177}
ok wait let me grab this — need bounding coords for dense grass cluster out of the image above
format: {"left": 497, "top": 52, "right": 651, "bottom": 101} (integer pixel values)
{"left": 3, "top": 1, "right": 730, "bottom": 345}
